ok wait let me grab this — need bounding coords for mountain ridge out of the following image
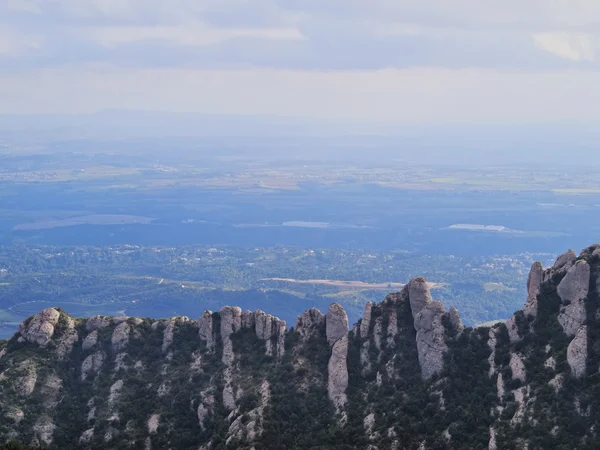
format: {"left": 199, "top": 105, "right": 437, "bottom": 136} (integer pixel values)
{"left": 1, "top": 244, "right": 600, "bottom": 449}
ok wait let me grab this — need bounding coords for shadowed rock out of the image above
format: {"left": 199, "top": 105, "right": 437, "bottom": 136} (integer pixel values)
{"left": 567, "top": 326, "right": 587, "bottom": 379}
{"left": 360, "top": 302, "right": 373, "bottom": 338}
{"left": 553, "top": 249, "right": 577, "bottom": 270}
{"left": 557, "top": 260, "right": 590, "bottom": 337}
{"left": 295, "top": 308, "right": 325, "bottom": 340}
{"left": 197, "top": 311, "right": 214, "bottom": 349}
{"left": 449, "top": 306, "right": 464, "bottom": 332}
{"left": 523, "top": 262, "right": 544, "bottom": 318}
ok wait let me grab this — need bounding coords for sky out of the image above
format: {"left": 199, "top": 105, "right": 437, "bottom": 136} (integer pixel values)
{"left": 2, "top": 0, "right": 600, "bottom": 124}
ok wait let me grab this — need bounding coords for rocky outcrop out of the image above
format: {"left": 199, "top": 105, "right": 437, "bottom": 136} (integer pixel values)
{"left": 31, "top": 415, "right": 56, "bottom": 447}
{"left": 220, "top": 306, "right": 242, "bottom": 411}
{"left": 326, "top": 303, "right": 349, "bottom": 345}
{"left": 510, "top": 353, "right": 526, "bottom": 382}
{"left": 111, "top": 322, "right": 131, "bottom": 353}
{"left": 19, "top": 308, "right": 60, "bottom": 346}
{"left": 162, "top": 317, "right": 190, "bottom": 354}
{"left": 567, "top": 326, "right": 587, "bottom": 379}
{"left": 448, "top": 306, "right": 464, "bottom": 332}
{"left": 360, "top": 302, "right": 373, "bottom": 338}
{"left": 328, "top": 334, "right": 349, "bottom": 411}
{"left": 81, "top": 351, "right": 105, "bottom": 381}
{"left": 16, "top": 360, "right": 37, "bottom": 397}
{"left": 325, "top": 303, "right": 349, "bottom": 413}
{"left": 86, "top": 315, "right": 111, "bottom": 332}
{"left": 554, "top": 249, "right": 577, "bottom": 270}
{"left": 41, "top": 374, "right": 63, "bottom": 409}
{"left": 295, "top": 308, "right": 325, "bottom": 340}
{"left": 414, "top": 301, "right": 448, "bottom": 379}
{"left": 407, "top": 278, "right": 432, "bottom": 318}
{"left": 147, "top": 414, "right": 160, "bottom": 434}
{"left": 254, "top": 310, "right": 286, "bottom": 357}
{"left": 523, "top": 262, "right": 544, "bottom": 318}
{"left": 197, "top": 311, "right": 214, "bottom": 349}
{"left": 557, "top": 260, "right": 590, "bottom": 337}
{"left": 82, "top": 330, "right": 98, "bottom": 352}
{"left": 56, "top": 316, "right": 79, "bottom": 358}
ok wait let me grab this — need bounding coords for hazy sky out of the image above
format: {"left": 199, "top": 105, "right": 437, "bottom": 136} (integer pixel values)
{"left": 2, "top": 0, "right": 600, "bottom": 123}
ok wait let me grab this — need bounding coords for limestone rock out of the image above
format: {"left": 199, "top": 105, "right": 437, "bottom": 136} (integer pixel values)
{"left": 414, "top": 301, "right": 448, "bottom": 379}
{"left": 82, "top": 330, "right": 98, "bottom": 352}
{"left": 387, "top": 308, "right": 398, "bottom": 346}
{"left": 505, "top": 315, "right": 521, "bottom": 343}
{"left": 86, "top": 315, "right": 111, "bottom": 332}
{"left": 79, "top": 428, "right": 94, "bottom": 444}
{"left": 81, "top": 351, "right": 105, "bottom": 381}
{"left": 220, "top": 306, "right": 242, "bottom": 339}
{"left": 510, "top": 353, "right": 526, "bottom": 382}
{"left": 241, "top": 310, "right": 255, "bottom": 328}
{"left": 32, "top": 415, "right": 56, "bottom": 447}
{"left": 326, "top": 303, "right": 348, "bottom": 345}
{"left": 408, "top": 277, "right": 432, "bottom": 318}
{"left": 40, "top": 373, "right": 63, "bottom": 408}
{"left": 198, "top": 311, "right": 214, "bottom": 349}
{"left": 108, "top": 379, "right": 124, "bottom": 408}
{"left": 295, "top": 308, "right": 325, "bottom": 340}
{"left": 364, "top": 412, "right": 375, "bottom": 436}
{"left": 373, "top": 316, "right": 383, "bottom": 351}
{"left": 489, "top": 427, "right": 497, "bottom": 450}
{"left": 557, "top": 260, "right": 590, "bottom": 337}
{"left": 111, "top": 322, "right": 130, "bottom": 353}
{"left": 328, "top": 334, "right": 349, "bottom": 410}
{"left": 360, "top": 302, "right": 373, "bottom": 338}
{"left": 197, "top": 404, "right": 210, "bottom": 430}
{"left": 56, "top": 316, "right": 78, "bottom": 358}
{"left": 16, "top": 360, "right": 37, "bottom": 397}
{"left": 147, "top": 414, "right": 160, "bottom": 434}
{"left": 162, "top": 317, "right": 189, "bottom": 354}
{"left": 523, "top": 262, "right": 544, "bottom": 317}
{"left": 448, "top": 306, "right": 464, "bottom": 331}
{"left": 112, "top": 316, "right": 129, "bottom": 325}
{"left": 19, "top": 308, "right": 60, "bottom": 346}
{"left": 254, "top": 310, "right": 272, "bottom": 340}
{"left": 554, "top": 249, "right": 577, "bottom": 270}
{"left": 567, "top": 326, "right": 587, "bottom": 379}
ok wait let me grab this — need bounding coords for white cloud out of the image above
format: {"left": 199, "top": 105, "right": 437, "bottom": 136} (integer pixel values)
{"left": 533, "top": 32, "right": 595, "bottom": 61}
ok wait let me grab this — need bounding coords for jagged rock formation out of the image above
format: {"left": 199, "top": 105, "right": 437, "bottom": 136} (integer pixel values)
{"left": 326, "top": 303, "right": 349, "bottom": 412}
{"left": 18, "top": 308, "right": 60, "bottom": 346}
{"left": 523, "top": 261, "right": 544, "bottom": 317}
{"left": 557, "top": 259, "right": 590, "bottom": 337}
{"left": 295, "top": 307, "right": 324, "bottom": 340}
{"left": 3, "top": 244, "right": 600, "bottom": 449}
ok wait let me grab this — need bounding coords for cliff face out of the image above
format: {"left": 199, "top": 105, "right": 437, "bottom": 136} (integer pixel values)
{"left": 2, "top": 244, "right": 600, "bottom": 449}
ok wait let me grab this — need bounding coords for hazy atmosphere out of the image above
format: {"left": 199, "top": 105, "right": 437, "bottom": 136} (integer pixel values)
{"left": 2, "top": 2, "right": 600, "bottom": 450}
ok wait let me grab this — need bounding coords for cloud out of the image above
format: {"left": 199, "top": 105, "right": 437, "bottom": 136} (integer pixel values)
{"left": 3, "top": 0, "right": 600, "bottom": 119}
{"left": 533, "top": 32, "right": 595, "bottom": 61}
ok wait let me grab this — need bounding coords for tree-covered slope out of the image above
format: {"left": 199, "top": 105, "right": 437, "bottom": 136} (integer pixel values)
{"left": 1, "top": 244, "right": 600, "bottom": 449}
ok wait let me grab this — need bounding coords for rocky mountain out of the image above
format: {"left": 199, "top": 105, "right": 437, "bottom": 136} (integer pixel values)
{"left": 1, "top": 244, "right": 600, "bottom": 449}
